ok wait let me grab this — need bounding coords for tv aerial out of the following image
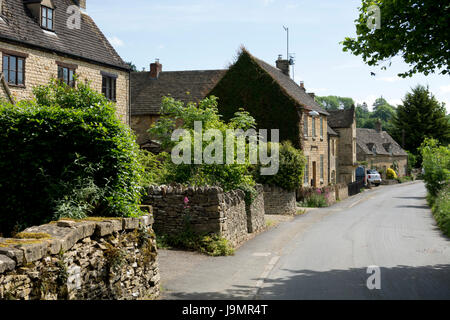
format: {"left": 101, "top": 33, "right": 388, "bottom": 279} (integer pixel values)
{"left": 283, "top": 26, "right": 296, "bottom": 80}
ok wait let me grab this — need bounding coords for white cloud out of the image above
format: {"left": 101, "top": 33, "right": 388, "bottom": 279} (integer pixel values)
{"left": 157, "top": 44, "right": 165, "bottom": 50}
{"left": 263, "top": 0, "right": 275, "bottom": 6}
{"left": 439, "top": 84, "right": 450, "bottom": 94}
{"left": 108, "top": 36, "right": 124, "bottom": 48}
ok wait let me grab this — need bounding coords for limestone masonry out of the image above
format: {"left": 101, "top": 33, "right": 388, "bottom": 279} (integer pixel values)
{"left": 0, "top": 213, "right": 159, "bottom": 300}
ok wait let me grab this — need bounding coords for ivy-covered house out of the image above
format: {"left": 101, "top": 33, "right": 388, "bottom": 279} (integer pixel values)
{"left": 210, "top": 49, "right": 330, "bottom": 188}
{"left": 131, "top": 48, "right": 331, "bottom": 187}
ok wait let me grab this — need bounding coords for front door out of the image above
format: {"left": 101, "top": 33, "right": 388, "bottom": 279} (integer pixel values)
{"left": 312, "top": 162, "right": 317, "bottom": 188}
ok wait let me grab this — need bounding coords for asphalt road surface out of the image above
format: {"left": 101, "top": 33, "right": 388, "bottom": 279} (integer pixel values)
{"left": 158, "top": 181, "right": 450, "bottom": 300}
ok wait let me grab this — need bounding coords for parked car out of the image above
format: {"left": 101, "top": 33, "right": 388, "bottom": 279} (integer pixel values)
{"left": 367, "top": 169, "right": 382, "bottom": 186}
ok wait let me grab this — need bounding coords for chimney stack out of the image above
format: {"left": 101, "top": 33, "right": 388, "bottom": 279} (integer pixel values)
{"left": 308, "top": 92, "right": 315, "bottom": 101}
{"left": 276, "top": 55, "right": 290, "bottom": 77}
{"left": 77, "top": 0, "right": 86, "bottom": 10}
{"left": 300, "top": 81, "right": 305, "bottom": 91}
{"left": 150, "top": 59, "right": 162, "bottom": 79}
{"left": 375, "top": 119, "right": 382, "bottom": 133}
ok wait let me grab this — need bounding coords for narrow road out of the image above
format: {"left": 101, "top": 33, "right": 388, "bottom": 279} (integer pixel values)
{"left": 158, "top": 182, "right": 450, "bottom": 300}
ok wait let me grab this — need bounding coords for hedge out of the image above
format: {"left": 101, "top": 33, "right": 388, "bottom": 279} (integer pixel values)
{"left": 0, "top": 81, "right": 143, "bottom": 236}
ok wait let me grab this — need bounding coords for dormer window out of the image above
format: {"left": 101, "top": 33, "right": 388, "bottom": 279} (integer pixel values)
{"left": 41, "top": 6, "right": 54, "bottom": 31}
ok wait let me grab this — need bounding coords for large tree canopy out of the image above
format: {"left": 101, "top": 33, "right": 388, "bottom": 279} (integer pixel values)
{"left": 392, "top": 85, "right": 450, "bottom": 156}
{"left": 342, "top": 0, "right": 450, "bottom": 77}
{"left": 316, "top": 95, "right": 355, "bottom": 110}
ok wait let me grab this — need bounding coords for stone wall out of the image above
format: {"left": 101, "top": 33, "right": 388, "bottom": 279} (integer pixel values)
{"left": 143, "top": 185, "right": 252, "bottom": 248}
{"left": 335, "top": 183, "right": 348, "bottom": 201}
{"left": 0, "top": 41, "right": 129, "bottom": 124}
{"left": 246, "top": 185, "right": 265, "bottom": 233}
{"left": 263, "top": 185, "right": 297, "bottom": 215}
{"left": 0, "top": 214, "right": 159, "bottom": 300}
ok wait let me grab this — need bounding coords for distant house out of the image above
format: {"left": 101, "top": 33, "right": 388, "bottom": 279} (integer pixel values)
{"left": 328, "top": 107, "right": 358, "bottom": 184}
{"left": 357, "top": 121, "right": 408, "bottom": 177}
{"left": 130, "top": 48, "right": 331, "bottom": 187}
{"left": 0, "top": 0, "right": 130, "bottom": 123}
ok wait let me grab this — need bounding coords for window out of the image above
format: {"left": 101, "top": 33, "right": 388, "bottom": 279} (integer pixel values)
{"left": 102, "top": 73, "right": 117, "bottom": 101}
{"left": 58, "top": 66, "right": 76, "bottom": 87}
{"left": 41, "top": 6, "right": 54, "bottom": 31}
{"left": 320, "top": 155, "right": 324, "bottom": 180}
{"left": 303, "top": 115, "right": 308, "bottom": 137}
{"left": 304, "top": 156, "right": 309, "bottom": 185}
{"left": 2, "top": 54, "right": 25, "bottom": 86}
{"left": 320, "top": 117, "right": 323, "bottom": 138}
{"left": 312, "top": 117, "right": 316, "bottom": 137}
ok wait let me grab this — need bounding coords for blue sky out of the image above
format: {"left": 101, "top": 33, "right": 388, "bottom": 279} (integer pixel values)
{"left": 88, "top": 0, "right": 449, "bottom": 112}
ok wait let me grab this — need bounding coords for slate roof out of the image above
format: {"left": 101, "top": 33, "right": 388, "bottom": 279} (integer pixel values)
{"left": 327, "top": 124, "right": 338, "bottom": 136}
{"left": 327, "top": 107, "right": 355, "bottom": 128}
{"left": 131, "top": 70, "right": 227, "bottom": 116}
{"left": 357, "top": 128, "right": 408, "bottom": 157}
{"left": 131, "top": 50, "right": 330, "bottom": 117}
{"left": 250, "top": 54, "right": 329, "bottom": 116}
{"left": 0, "top": 0, "right": 129, "bottom": 70}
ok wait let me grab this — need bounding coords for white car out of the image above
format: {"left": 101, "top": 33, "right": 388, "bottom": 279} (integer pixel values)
{"left": 367, "top": 169, "right": 382, "bottom": 186}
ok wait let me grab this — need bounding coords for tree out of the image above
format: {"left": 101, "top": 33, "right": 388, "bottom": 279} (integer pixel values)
{"left": 316, "top": 96, "right": 355, "bottom": 110}
{"left": 342, "top": 0, "right": 450, "bottom": 77}
{"left": 126, "top": 61, "right": 137, "bottom": 72}
{"left": 392, "top": 85, "right": 450, "bottom": 158}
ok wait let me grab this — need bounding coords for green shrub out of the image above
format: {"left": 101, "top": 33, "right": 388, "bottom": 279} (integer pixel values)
{"left": 419, "top": 138, "right": 450, "bottom": 197}
{"left": 148, "top": 96, "right": 257, "bottom": 194}
{"left": 431, "top": 185, "right": 450, "bottom": 237}
{"left": 156, "top": 231, "right": 234, "bottom": 257}
{"left": 255, "top": 141, "right": 305, "bottom": 191}
{"left": 138, "top": 150, "right": 170, "bottom": 188}
{"left": 0, "top": 80, "right": 143, "bottom": 236}
{"left": 299, "top": 191, "right": 328, "bottom": 208}
{"left": 387, "top": 168, "right": 398, "bottom": 180}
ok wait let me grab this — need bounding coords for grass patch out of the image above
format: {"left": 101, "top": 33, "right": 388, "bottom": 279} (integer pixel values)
{"left": 156, "top": 229, "right": 234, "bottom": 257}
{"left": 299, "top": 193, "right": 329, "bottom": 208}
{"left": 296, "top": 209, "right": 306, "bottom": 215}
{"left": 429, "top": 186, "right": 450, "bottom": 237}
{"left": 265, "top": 219, "right": 276, "bottom": 228}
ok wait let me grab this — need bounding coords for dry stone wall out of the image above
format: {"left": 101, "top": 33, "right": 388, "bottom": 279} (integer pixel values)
{"left": 0, "top": 213, "right": 159, "bottom": 300}
{"left": 246, "top": 185, "right": 265, "bottom": 233}
{"left": 263, "top": 185, "right": 297, "bottom": 215}
{"left": 143, "top": 185, "right": 265, "bottom": 248}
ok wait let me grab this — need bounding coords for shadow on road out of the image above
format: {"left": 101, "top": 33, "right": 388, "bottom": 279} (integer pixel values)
{"left": 162, "top": 264, "right": 450, "bottom": 300}
{"left": 395, "top": 205, "right": 430, "bottom": 209}
{"left": 394, "top": 196, "right": 426, "bottom": 200}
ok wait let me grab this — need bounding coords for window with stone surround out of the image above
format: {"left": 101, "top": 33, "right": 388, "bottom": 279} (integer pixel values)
{"left": 2, "top": 54, "right": 25, "bottom": 86}
{"left": 320, "top": 155, "right": 324, "bottom": 181}
{"left": 101, "top": 72, "right": 117, "bottom": 101}
{"left": 57, "top": 63, "right": 76, "bottom": 87}
{"left": 41, "top": 6, "right": 54, "bottom": 31}
{"left": 312, "top": 117, "right": 316, "bottom": 137}
{"left": 320, "top": 117, "right": 323, "bottom": 139}
{"left": 304, "top": 156, "right": 310, "bottom": 185}
{"left": 303, "top": 115, "right": 309, "bottom": 137}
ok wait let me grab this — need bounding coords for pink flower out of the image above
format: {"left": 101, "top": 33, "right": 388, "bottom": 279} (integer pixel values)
{"left": 184, "top": 197, "right": 190, "bottom": 209}
{"left": 316, "top": 189, "right": 322, "bottom": 195}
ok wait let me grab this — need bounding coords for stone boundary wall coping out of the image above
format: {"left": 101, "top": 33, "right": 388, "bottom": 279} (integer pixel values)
{"left": 0, "top": 213, "right": 154, "bottom": 275}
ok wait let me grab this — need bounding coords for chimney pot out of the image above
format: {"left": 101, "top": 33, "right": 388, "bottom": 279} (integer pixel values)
{"left": 78, "top": 0, "right": 86, "bottom": 10}
{"left": 308, "top": 92, "right": 315, "bottom": 100}
{"left": 300, "top": 81, "right": 305, "bottom": 90}
{"left": 276, "top": 57, "right": 290, "bottom": 77}
{"left": 375, "top": 119, "right": 382, "bottom": 132}
{"left": 150, "top": 59, "right": 162, "bottom": 79}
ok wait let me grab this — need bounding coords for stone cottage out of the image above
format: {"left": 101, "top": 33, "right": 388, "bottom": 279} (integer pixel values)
{"left": 131, "top": 48, "right": 331, "bottom": 188}
{"left": 356, "top": 121, "right": 408, "bottom": 177}
{"left": 327, "top": 107, "right": 358, "bottom": 184}
{"left": 0, "top": 0, "right": 130, "bottom": 124}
